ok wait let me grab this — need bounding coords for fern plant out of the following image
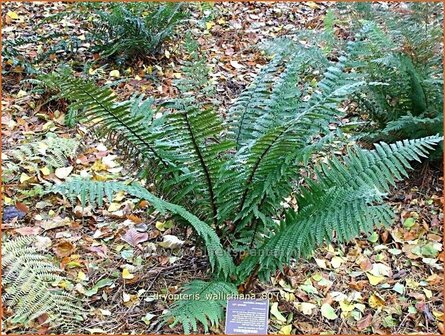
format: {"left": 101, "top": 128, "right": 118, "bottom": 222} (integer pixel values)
{"left": 2, "top": 237, "right": 84, "bottom": 331}
{"left": 345, "top": 5, "right": 443, "bottom": 150}
{"left": 51, "top": 38, "right": 442, "bottom": 333}
{"left": 43, "top": 2, "right": 186, "bottom": 64}
{"left": 3, "top": 133, "right": 78, "bottom": 183}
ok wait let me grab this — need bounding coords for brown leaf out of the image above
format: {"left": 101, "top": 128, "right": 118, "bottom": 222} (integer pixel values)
{"left": 15, "top": 202, "right": 29, "bottom": 213}
{"left": 15, "top": 226, "right": 41, "bottom": 236}
{"left": 87, "top": 245, "right": 108, "bottom": 258}
{"left": 357, "top": 314, "right": 372, "bottom": 331}
{"left": 53, "top": 241, "right": 76, "bottom": 258}
{"left": 121, "top": 227, "right": 148, "bottom": 247}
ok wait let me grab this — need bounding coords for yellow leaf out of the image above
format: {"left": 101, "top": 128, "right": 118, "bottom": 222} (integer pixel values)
{"left": 135, "top": 75, "right": 142, "bottom": 80}
{"left": 155, "top": 220, "right": 174, "bottom": 231}
{"left": 366, "top": 272, "right": 385, "bottom": 285}
{"left": 368, "top": 293, "right": 385, "bottom": 308}
{"left": 7, "top": 11, "right": 19, "bottom": 19}
{"left": 89, "top": 68, "right": 97, "bottom": 75}
{"left": 433, "top": 310, "right": 443, "bottom": 319}
{"left": 108, "top": 202, "right": 121, "bottom": 212}
{"left": 91, "top": 160, "right": 108, "bottom": 172}
{"left": 122, "top": 268, "right": 134, "bottom": 280}
{"left": 206, "top": 21, "right": 215, "bottom": 30}
{"left": 423, "top": 288, "right": 433, "bottom": 299}
{"left": 78, "top": 271, "right": 87, "bottom": 281}
{"left": 4, "top": 196, "right": 13, "bottom": 205}
{"left": 279, "top": 325, "right": 292, "bottom": 335}
{"left": 339, "top": 300, "right": 355, "bottom": 312}
{"left": 20, "top": 172, "right": 32, "bottom": 183}
{"left": 109, "top": 70, "right": 120, "bottom": 78}
{"left": 40, "top": 166, "right": 51, "bottom": 176}
{"left": 16, "top": 90, "right": 27, "bottom": 98}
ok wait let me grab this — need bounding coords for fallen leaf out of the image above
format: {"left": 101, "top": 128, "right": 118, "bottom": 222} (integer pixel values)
{"left": 20, "top": 172, "right": 32, "bottom": 183}
{"left": 121, "top": 227, "right": 149, "bottom": 247}
{"left": 321, "top": 303, "right": 338, "bottom": 320}
{"left": 55, "top": 166, "right": 73, "bottom": 179}
{"left": 53, "top": 241, "right": 76, "bottom": 257}
{"left": 78, "top": 271, "right": 87, "bottom": 281}
{"left": 110, "top": 70, "right": 120, "bottom": 78}
{"left": 366, "top": 273, "right": 385, "bottom": 285}
{"left": 15, "top": 226, "right": 41, "bottom": 236}
{"left": 230, "top": 60, "right": 244, "bottom": 69}
{"left": 279, "top": 325, "right": 292, "bottom": 335}
{"left": 297, "top": 302, "right": 317, "bottom": 315}
{"left": 7, "top": 11, "right": 19, "bottom": 19}
{"left": 35, "top": 236, "right": 52, "bottom": 250}
{"left": 122, "top": 268, "right": 135, "bottom": 280}
{"left": 270, "top": 302, "right": 287, "bottom": 322}
{"left": 331, "top": 256, "right": 344, "bottom": 268}
{"left": 155, "top": 220, "right": 174, "bottom": 231}
{"left": 368, "top": 293, "right": 385, "bottom": 309}
{"left": 357, "top": 314, "right": 372, "bottom": 330}
{"left": 158, "top": 235, "right": 184, "bottom": 249}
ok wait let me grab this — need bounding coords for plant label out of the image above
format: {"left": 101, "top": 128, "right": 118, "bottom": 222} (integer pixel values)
{"left": 225, "top": 299, "right": 269, "bottom": 334}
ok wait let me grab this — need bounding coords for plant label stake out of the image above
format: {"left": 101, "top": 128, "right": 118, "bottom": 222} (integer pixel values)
{"left": 225, "top": 299, "right": 269, "bottom": 334}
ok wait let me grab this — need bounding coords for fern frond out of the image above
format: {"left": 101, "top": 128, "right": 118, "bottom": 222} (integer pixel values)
{"left": 8, "top": 133, "right": 78, "bottom": 170}
{"left": 238, "top": 135, "right": 442, "bottom": 281}
{"left": 165, "top": 280, "right": 237, "bottom": 334}
{"left": 227, "top": 52, "right": 366, "bottom": 240}
{"left": 57, "top": 77, "right": 169, "bottom": 166}
{"left": 2, "top": 237, "right": 84, "bottom": 331}
{"left": 53, "top": 179, "right": 235, "bottom": 278}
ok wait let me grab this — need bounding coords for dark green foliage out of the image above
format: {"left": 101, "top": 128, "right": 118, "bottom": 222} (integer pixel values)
{"left": 90, "top": 2, "right": 186, "bottom": 62}
{"left": 164, "top": 280, "right": 238, "bottom": 334}
{"left": 52, "top": 37, "right": 442, "bottom": 333}
{"left": 345, "top": 4, "right": 443, "bottom": 150}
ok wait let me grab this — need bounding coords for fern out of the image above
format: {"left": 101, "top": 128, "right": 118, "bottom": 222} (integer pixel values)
{"left": 164, "top": 280, "right": 237, "bottom": 334}
{"left": 5, "top": 133, "right": 78, "bottom": 179}
{"left": 2, "top": 237, "right": 84, "bottom": 331}
{"left": 53, "top": 179, "right": 234, "bottom": 279}
{"left": 50, "top": 36, "right": 442, "bottom": 333}
{"left": 237, "top": 135, "right": 442, "bottom": 281}
{"left": 347, "top": 12, "right": 443, "bottom": 149}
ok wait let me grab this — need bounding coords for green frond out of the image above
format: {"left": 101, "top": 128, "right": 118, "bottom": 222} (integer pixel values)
{"left": 87, "top": 2, "right": 186, "bottom": 60}
{"left": 237, "top": 135, "right": 442, "bottom": 281}
{"left": 226, "top": 50, "right": 367, "bottom": 242}
{"left": 155, "top": 107, "right": 234, "bottom": 224}
{"left": 228, "top": 54, "right": 285, "bottom": 148}
{"left": 57, "top": 76, "right": 168, "bottom": 167}
{"left": 165, "top": 280, "right": 237, "bottom": 334}
{"left": 2, "top": 237, "right": 84, "bottom": 331}
{"left": 53, "top": 179, "right": 235, "bottom": 278}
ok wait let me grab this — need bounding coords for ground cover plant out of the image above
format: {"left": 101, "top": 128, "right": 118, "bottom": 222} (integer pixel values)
{"left": 2, "top": 2, "right": 443, "bottom": 334}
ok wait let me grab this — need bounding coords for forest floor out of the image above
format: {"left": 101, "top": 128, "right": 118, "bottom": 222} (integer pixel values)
{"left": 1, "top": 2, "right": 443, "bottom": 334}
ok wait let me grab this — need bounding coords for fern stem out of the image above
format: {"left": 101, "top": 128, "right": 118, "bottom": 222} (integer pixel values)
{"left": 183, "top": 113, "right": 218, "bottom": 225}
{"left": 82, "top": 88, "right": 170, "bottom": 168}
